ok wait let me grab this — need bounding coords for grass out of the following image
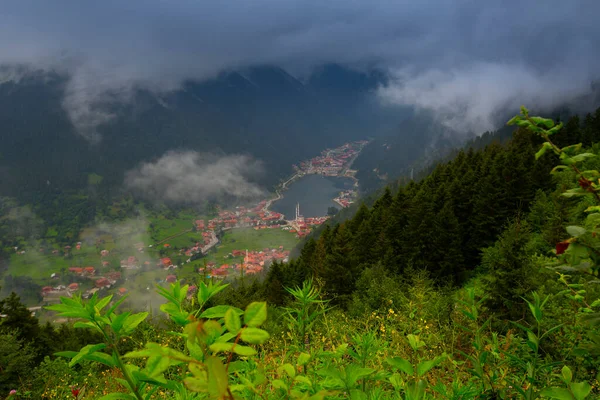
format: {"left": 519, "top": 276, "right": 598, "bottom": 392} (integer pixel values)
{"left": 202, "top": 228, "right": 299, "bottom": 265}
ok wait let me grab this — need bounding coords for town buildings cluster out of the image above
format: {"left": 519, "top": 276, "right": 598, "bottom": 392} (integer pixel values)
{"left": 293, "top": 140, "right": 368, "bottom": 176}
{"left": 198, "top": 247, "right": 291, "bottom": 278}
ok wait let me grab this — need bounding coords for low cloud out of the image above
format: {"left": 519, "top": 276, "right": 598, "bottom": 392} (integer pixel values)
{"left": 0, "top": 1, "right": 598, "bottom": 139}
{"left": 124, "top": 151, "right": 265, "bottom": 206}
{"left": 378, "top": 62, "right": 596, "bottom": 134}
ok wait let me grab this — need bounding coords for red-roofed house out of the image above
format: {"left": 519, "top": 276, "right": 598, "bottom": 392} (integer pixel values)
{"left": 68, "top": 283, "right": 79, "bottom": 291}
{"left": 166, "top": 275, "right": 177, "bottom": 283}
{"left": 95, "top": 278, "right": 111, "bottom": 288}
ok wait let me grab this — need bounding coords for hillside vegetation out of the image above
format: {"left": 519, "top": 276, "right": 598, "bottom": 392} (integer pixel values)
{"left": 3, "top": 107, "right": 600, "bottom": 399}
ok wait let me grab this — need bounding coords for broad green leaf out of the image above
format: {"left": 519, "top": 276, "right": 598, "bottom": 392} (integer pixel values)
{"left": 206, "top": 356, "right": 228, "bottom": 398}
{"left": 209, "top": 342, "right": 235, "bottom": 354}
{"left": 272, "top": 379, "right": 288, "bottom": 390}
{"left": 298, "top": 352, "right": 311, "bottom": 366}
{"left": 540, "top": 387, "right": 575, "bottom": 400}
{"left": 416, "top": 357, "right": 443, "bottom": 377}
{"left": 184, "top": 377, "right": 207, "bottom": 392}
{"left": 386, "top": 357, "right": 414, "bottom": 375}
{"left": 224, "top": 308, "right": 241, "bottom": 333}
{"left": 73, "top": 321, "right": 103, "bottom": 333}
{"left": 531, "top": 116, "right": 555, "bottom": 128}
{"left": 85, "top": 351, "right": 116, "bottom": 367}
{"left": 350, "top": 389, "right": 367, "bottom": 400}
{"left": 278, "top": 363, "right": 296, "bottom": 378}
{"left": 54, "top": 351, "right": 78, "bottom": 359}
{"left": 233, "top": 344, "right": 257, "bottom": 356}
{"left": 244, "top": 302, "right": 267, "bottom": 327}
{"left": 566, "top": 226, "right": 587, "bottom": 238}
{"left": 69, "top": 343, "right": 107, "bottom": 367}
{"left": 240, "top": 327, "right": 270, "bottom": 344}
{"left": 571, "top": 153, "right": 596, "bottom": 163}
{"left": 201, "top": 305, "right": 242, "bottom": 319}
{"left": 122, "top": 312, "right": 148, "bottom": 334}
{"left": 144, "top": 355, "right": 172, "bottom": 377}
{"left": 346, "top": 365, "right": 375, "bottom": 386}
{"left": 570, "top": 382, "right": 591, "bottom": 400}
{"left": 45, "top": 304, "right": 90, "bottom": 319}
{"left": 295, "top": 375, "right": 312, "bottom": 385}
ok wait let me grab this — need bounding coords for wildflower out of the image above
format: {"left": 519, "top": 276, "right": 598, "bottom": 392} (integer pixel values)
{"left": 388, "top": 308, "right": 395, "bottom": 314}
{"left": 9, "top": 390, "right": 17, "bottom": 396}
{"left": 71, "top": 387, "right": 80, "bottom": 398}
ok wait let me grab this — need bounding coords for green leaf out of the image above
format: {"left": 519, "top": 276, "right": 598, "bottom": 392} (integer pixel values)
{"left": 561, "top": 366, "right": 573, "bottom": 385}
{"left": 209, "top": 342, "right": 235, "bottom": 354}
{"left": 531, "top": 116, "right": 555, "bottom": 128}
{"left": 244, "top": 302, "right": 267, "bottom": 327}
{"left": 298, "top": 352, "right": 311, "bottom": 366}
{"left": 571, "top": 153, "right": 596, "bottom": 163}
{"left": 98, "top": 394, "right": 138, "bottom": 400}
{"left": 109, "top": 312, "right": 130, "bottom": 334}
{"left": 73, "top": 321, "right": 103, "bottom": 333}
{"left": 85, "top": 351, "right": 116, "bottom": 367}
{"left": 386, "top": 357, "right": 414, "bottom": 375}
{"left": 224, "top": 307, "right": 241, "bottom": 333}
{"left": 122, "top": 312, "right": 148, "bottom": 334}
{"left": 278, "top": 363, "right": 296, "bottom": 378}
{"left": 294, "top": 375, "right": 312, "bottom": 385}
{"left": 547, "top": 122, "right": 564, "bottom": 135}
{"left": 95, "top": 295, "right": 113, "bottom": 312}
{"left": 540, "top": 387, "right": 575, "bottom": 400}
{"left": 184, "top": 377, "right": 207, "bottom": 392}
{"left": 206, "top": 356, "right": 228, "bottom": 398}
{"left": 350, "top": 389, "right": 367, "bottom": 400}
{"left": 566, "top": 226, "right": 586, "bottom": 238}
{"left": 416, "top": 357, "right": 443, "bottom": 377}
{"left": 69, "top": 343, "right": 107, "bottom": 367}
{"left": 272, "top": 379, "right": 288, "bottom": 390}
{"left": 570, "top": 382, "right": 592, "bottom": 400}
{"left": 200, "top": 305, "right": 242, "bottom": 319}
{"left": 240, "top": 327, "right": 270, "bottom": 344}
{"left": 507, "top": 115, "right": 522, "bottom": 125}
{"left": 233, "top": 345, "right": 257, "bottom": 356}
{"left": 526, "top": 331, "right": 539, "bottom": 352}
{"left": 536, "top": 142, "right": 552, "bottom": 160}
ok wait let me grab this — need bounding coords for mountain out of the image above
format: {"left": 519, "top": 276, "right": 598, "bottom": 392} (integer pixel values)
{"left": 0, "top": 64, "right": 406, "bottom": 200}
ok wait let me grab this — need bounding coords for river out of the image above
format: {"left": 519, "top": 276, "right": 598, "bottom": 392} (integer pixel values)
{"left": 270, "top": 175, "right": 355, "bottom": 219}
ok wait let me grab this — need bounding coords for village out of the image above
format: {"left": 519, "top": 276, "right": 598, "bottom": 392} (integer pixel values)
{"left": 16, "top": 140, "right": 367, "bottom": 306}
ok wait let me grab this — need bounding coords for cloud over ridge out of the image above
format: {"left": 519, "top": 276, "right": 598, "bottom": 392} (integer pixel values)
{"left": 0, "top": 0, "right": 598, "bottom": 136}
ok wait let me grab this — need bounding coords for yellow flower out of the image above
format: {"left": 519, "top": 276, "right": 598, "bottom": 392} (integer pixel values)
{"left": 388, "top": 308, "right": 395, "bottom": 314}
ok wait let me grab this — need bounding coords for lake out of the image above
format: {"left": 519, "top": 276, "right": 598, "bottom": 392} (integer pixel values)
{"left": 270, "top": 175, "right": 355, "bottom": 219}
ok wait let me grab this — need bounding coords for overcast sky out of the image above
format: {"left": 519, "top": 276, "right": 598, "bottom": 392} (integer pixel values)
{"left": 1, "top": 0, "right": 598, "bottom": 135}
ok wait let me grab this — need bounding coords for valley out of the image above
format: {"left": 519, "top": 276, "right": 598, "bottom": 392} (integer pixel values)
{"left": 1, "top": 140, "right": 367, "bottom": 311}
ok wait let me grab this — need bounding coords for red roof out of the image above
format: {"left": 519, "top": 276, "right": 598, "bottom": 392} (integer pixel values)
{"left": 166, "top": 275, "right": 177, "bottom": 283}
{"left": 68, "top": 283, "right": 79, "bottom": 290}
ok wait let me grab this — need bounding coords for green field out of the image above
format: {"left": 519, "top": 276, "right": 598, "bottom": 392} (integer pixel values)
{"left": 2, "top": 207, "right": 299, "bottom": 304}
{"left": 201, "top": 227, "right": 299, "bottom": 266}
